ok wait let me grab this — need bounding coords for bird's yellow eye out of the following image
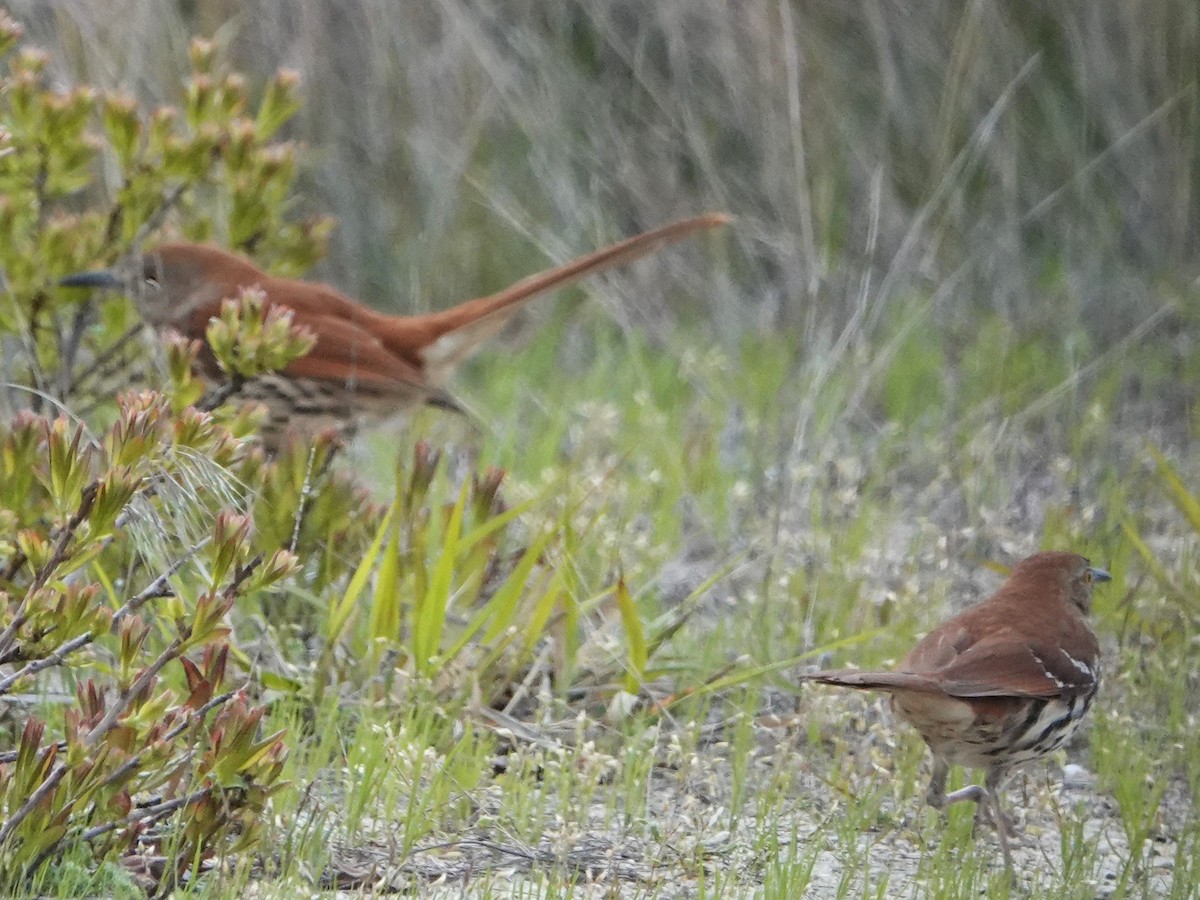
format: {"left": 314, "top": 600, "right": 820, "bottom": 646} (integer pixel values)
{"left": 1082, "top": 570, "right": 1092, "bottom": 583}
{"left": 141, "top": 258, "right": 162, "bottom": 289}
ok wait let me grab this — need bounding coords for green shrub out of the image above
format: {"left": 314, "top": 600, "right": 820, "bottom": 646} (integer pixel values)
{"left": 0, "top": 16, "right": 677, "bottom": 891}
{"left": 0, "top": 14, "right": 335, "bottom": 891}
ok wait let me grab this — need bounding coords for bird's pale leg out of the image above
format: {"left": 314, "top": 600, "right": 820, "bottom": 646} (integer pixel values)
{"left": 978, "top": 767, "right": 1015, "bottom": 864}
{"left": 924, "top": 757, "right": 951, "bottom": 809}
{"left": 925, "top": 759, "right": 1013, "bottom": 868}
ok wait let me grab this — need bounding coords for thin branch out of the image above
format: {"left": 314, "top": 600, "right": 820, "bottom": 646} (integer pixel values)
{"left": 289, "top": 440, "right": 325, "bottom": 553}
{"left": 0, "top": 482, "right": 98, "bottom": 661}
{"left": 58, "top": 300, "right": 95, "bottom": 400}
{"left": 79, "top": 785, "right": 216, "bottom": 844}
{"left": 65, "top": 323, "right": 145, "bottom": 399}
{"left": 111, "top": 540, "right": 207, "bottom": 629}
{"left": 99, "top": 688, "right": 241, "bottom": 791}
{"left": 0, "top": 536, "right": 202, "bottom": 690}
{"left": 0, "top": 539, "right": 255, "bottom": 850}
{"left": 195, "top": 375, "right": 246, "bottom": 413}
{"left": 130, "top": 184, "right": 188, "bottom": 251}
{"left": 0, "top": 753, "right": 66, "bottom": 846}
{"left": 0, "top": 740, "right": 66, "bottom": 765}
{"left": 0, "top": 633, "right": 95, "bottom": 694}
{"left": 81, "top": 633, "right": 186, "bottom": 751}
{"left": 85, "top": 555, "right": 259, "bottom": 749}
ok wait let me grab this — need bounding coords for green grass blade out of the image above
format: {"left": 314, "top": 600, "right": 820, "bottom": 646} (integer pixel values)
{"left": 614, "top": 576, "right": 648, "bottom": 692}
{"left": 450, "top": 528, "right": 556, "bottom": 654}
{"left": 1120, "top": 519, "right": 1190, "bottom": 605}
{"left": 659, "top": 628, "right": 888, "bottom": 711}
{"left": 367, "top": 505, "right": 403, "bottom": 650}
{"left": 90, "top": 558, "right": 120, "bottom": 608}
{"left": 413, "top": 479, "right": 468, "bottom": 674}
{"left": 456, "top": 493, "right": 543, "bottom": 549}
{"left": 327, "top": 496, "right": 396, "bottom": 645}
{"left": 1149, "top": 445, "right": 1200, "bottom": 535}
{"left": 527, "top": 569, "right": 581, "bottom": 657}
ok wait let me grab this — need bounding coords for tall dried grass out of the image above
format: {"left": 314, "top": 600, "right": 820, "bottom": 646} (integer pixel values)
{"left": 10, "top": 1, "right": 1198, "bottom": 349}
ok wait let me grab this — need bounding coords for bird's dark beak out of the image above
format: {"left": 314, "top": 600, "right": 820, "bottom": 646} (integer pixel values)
{"left": 59, "top": 269, "right": 122, "bottom": 290}
{"left": 1089, "top": 566, "right": 1112, "bottom": 583}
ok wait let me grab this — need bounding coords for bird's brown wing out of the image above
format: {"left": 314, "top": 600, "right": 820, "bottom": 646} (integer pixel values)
{"left": 180, "top": 283, "right": 425, "bottom": 392}
{"left": 179, "top": 278, "right": 379, "bottom": 336}
{"left": 279, "top": 309, "right": 426, "bottom": 393}
{"left": 798, "top": 634, "right": 1096, "bottom": 700}
{"left": 929, "top": 633, "right": 1098, "bottom": 700}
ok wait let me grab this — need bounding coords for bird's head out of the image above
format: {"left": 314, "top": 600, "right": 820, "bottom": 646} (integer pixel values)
{"left": 1011, "top": 551, "right": 1112, "bottom": 615}
{"left": 60, "top": 243, "right": 267, "bottom": 330}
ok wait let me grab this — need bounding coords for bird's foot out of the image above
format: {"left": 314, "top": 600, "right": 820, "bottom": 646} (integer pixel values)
{"left": 931, "top": 782, "right": 1014, "bottom": 869}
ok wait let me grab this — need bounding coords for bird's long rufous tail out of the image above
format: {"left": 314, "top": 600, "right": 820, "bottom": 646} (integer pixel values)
{"left": 402, "top": 213, "right": 730, "bottom": 384}
{"left": 798, "top": 669, "right": 944, "bottom": 694}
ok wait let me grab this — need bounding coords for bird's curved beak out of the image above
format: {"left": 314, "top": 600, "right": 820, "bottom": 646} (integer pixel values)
{"left": 59, "top": 269, "right": 122, "bottom": 290}
{"left": 1089, "top": 566, "right": 1112, "bottom": 583}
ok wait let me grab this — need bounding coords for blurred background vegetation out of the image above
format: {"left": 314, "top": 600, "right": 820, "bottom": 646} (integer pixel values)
{"left": 11, "top": 0, "right": 1198, "bottom": 350}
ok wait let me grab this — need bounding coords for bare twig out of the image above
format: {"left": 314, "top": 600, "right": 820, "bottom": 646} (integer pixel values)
{"left": 65, "top": 323, "right": 145, "bottom": 400}
{"left": 290, "top": 441, "right": 322, "bottom": 553}
{"left": 81, "top": 634, "right": 186, "bottom": 752}
{"left": 58, "top": 300, "right": 96, "bottom": 400}
{"left": 111, "top": 540, "right": 206, "bottom": 629}
{"left": 0, "top": 755, "right": 66, "bottom": 847}
{"left": 195, "top": 375, "right": 246, "bottom": 413}
{"left": 98, "top": 688, "right": 241, "bottom": 791}
{"left": 130, "top": 184, "right": 188, "bottom": 251}
{"left": 0, "top": 482, "right": 98, "bottom": 662}
{"left": 79, "top": 785, "right": 217, "bottom": 844}
{"left": 0, "top": 740, "right": 66, "bottom": 765}
{"left": 0, "top": 633, "right": 95, "bottom": 694}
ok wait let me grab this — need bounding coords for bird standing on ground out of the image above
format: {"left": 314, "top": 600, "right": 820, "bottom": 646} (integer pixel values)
{"left": 61, "top": 213, "right": 729, "bottom": 448}
{"left": 798, "top": 550, "right": 1111, "bottom": 864}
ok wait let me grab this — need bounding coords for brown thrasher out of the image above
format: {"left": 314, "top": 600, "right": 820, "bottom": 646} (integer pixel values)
{"left": 61, "top": 213, "right": 728, "bottom": 448}
{"left": 798, "top": 551, "right": 1110, "bottom": 864}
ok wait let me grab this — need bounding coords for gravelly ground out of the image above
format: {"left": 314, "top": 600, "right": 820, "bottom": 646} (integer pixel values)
{"left": 304, "top": 414, "right": 1195, "bottom": 897}
{"left": 313, "top": 731, "right": 1180, "bottom": 897}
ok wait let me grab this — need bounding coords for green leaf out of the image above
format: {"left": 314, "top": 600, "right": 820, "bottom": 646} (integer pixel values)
{"left": 367, "top": 501, "right": 403, "bottom": 651}
{"left": 1149, "top": 445, "right": 1200, "bottom": 536}
{"left": 328, "top": 497, "right": 396, "bottom": 646}
{"left": 484, "top": 529, "right": 556, "bottom": 643}
{"left": 615, "top": 576, "right": 648, "bottom": 692}
{"left": 658, "top": 629, "right": 889, "bottom": 711}
{"left": 412, "top": 481, "right": 468, "bottom": 674}
{"left": 1120, "top": 520, "right": 1190, "bottom": 606}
